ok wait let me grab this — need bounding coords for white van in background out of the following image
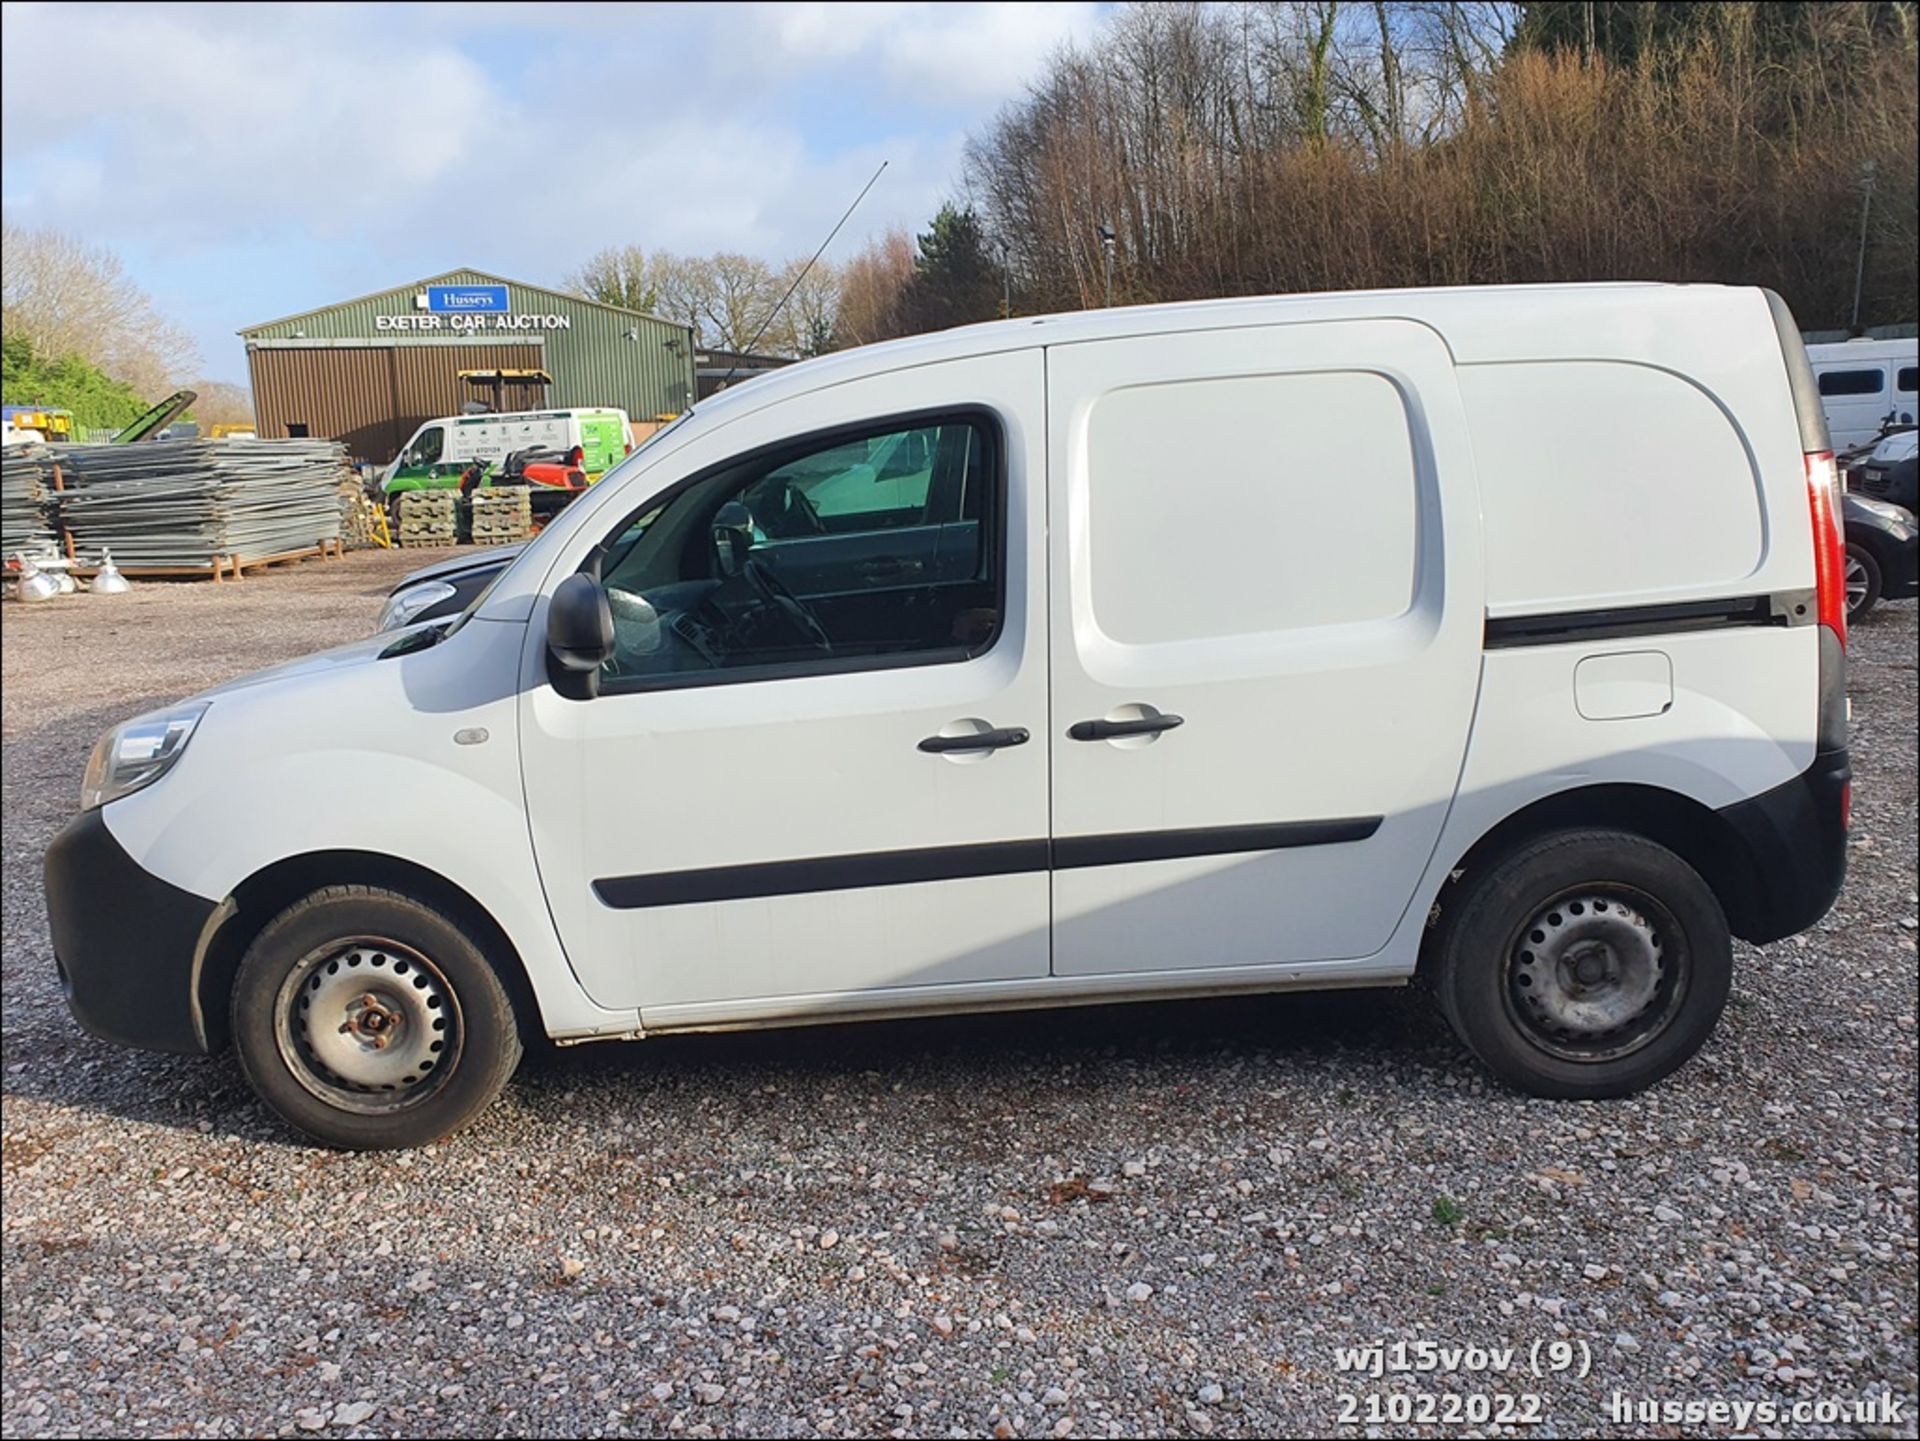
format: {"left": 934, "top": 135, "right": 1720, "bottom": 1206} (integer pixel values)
{"left": 46, "top": 283, "right": 1852, "bottom": 1149}
{"left": 381, "top": 406, "right": 633, "bottom": 494}
{"left": 1806, "top": 337, "right": 1918, "bottom": 450}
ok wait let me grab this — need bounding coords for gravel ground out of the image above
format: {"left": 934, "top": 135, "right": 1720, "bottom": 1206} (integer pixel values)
{"left": 3, "top": 552, "right": 1915, "bottom": 1440}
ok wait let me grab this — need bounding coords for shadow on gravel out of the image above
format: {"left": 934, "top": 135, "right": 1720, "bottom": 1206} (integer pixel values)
{"left": 3, "top": 982, "right": 1462, "bottom": 1148}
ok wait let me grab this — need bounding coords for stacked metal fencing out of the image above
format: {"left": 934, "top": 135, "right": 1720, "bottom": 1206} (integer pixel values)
{"left": 1, "top": 444, "right": 60, "bottom": 560}
{"left": 54, "top": 439, "right": 348, "bottom": 569}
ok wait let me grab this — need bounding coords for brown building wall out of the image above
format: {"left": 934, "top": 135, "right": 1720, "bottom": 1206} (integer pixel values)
{"left": 248, "top": 341, "right": 549, "bottom": 463}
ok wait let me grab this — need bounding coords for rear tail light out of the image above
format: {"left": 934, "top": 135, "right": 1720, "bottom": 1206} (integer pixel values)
{"left": 1840, "top": 779, "right": 1853, "bottom": 832}
{"left": 568, "top": 445, "right": 584, "bottom": 468}
{"left": 624, "top": 441, "right": 634, "bottom": 456}
{"left": 1805, "top": 450, "right": 1846, "bottom": 648}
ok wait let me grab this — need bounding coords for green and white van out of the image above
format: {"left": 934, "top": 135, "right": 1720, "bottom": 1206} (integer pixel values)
{"left": 382, "top": 408, "right": 633, "bottom": 494}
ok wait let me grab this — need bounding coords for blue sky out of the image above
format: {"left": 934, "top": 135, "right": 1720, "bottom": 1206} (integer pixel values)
{"left": 1, "top": 2, "right": 1104, "bottom": 383}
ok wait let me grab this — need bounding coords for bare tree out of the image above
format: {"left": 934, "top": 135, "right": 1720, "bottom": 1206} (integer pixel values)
{"left": 773, "top": 257, "right": 842, "bottom": 356}
{"left": 958, "top": 0, "right": 1916, "bottom": 330}
{"left": 567, "top": 244, "right": 661, "bottom": 313}
{"left": 694, "top": 253, "right": 781, "bottom": 352}
{"left": 1, "top": 220, "right": 199, "bottom": 398}
{"left": 188, "top": 379, "right": 255, "bottom": 429}
{"left": 645, "top": 253, "right": 713, "bottom": 339}
{"left": 834, "top": 229, "right": 916, "bottom": 346}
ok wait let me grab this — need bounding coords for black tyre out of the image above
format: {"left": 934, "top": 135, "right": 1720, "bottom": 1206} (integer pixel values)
{"left": 1844, "top": 542, "right": 1883, "bottom": 622}
{"left": 1431, "top": 829, "right": 1731, "bottom": 1099}
{"left": 231, "top": 885, "right": 523, "bottom": 1149}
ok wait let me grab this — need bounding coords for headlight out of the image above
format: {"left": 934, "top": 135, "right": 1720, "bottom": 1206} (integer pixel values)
{"left": 378, "top": 581, "right": 457, "bottom": 632}
{"left": 81, "top": 702, "right": 209, "bottom": 811}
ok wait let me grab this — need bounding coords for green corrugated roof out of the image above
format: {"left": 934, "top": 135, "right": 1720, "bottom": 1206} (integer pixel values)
{"left": 237, "top": 266, "right": 682, "bottom": 335}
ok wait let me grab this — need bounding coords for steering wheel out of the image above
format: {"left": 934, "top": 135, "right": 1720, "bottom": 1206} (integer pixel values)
{"left": 745, "top": 558, "right": 832, "bottom": 652}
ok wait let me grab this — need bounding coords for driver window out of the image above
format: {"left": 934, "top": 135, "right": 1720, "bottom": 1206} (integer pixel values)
{"left": 593, "top": 416, "right": 1000, "bottom": 690}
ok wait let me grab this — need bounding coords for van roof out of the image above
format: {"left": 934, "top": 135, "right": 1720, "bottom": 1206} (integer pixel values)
{"left": 688, "top": 280, "right": 1728, "bottom": 424}
{"left": 436, "top": 407, "right": 627, "bottom": 425}
{"left": 1806, "top": 337, "right": 1917, "bottom": 360}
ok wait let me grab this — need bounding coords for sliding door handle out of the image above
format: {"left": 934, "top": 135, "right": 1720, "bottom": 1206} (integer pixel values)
{"left": 1068, "top": 713, "right": 1185, "bottom": 742}
{"left": 919, "top": 726, "right": 1031, "bottom": 754}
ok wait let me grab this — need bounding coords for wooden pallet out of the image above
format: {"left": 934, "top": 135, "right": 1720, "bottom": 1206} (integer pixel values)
{"left": 66, "top": 537, "right": 345, "bottom": 583}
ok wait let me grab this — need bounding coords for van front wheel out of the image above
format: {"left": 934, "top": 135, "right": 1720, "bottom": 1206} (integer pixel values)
{"left": 230, "top": 886, "right": 523, "bottom": 1149}
{"left": 1431, "top": 830, "right": 1731, "bottom": 1099}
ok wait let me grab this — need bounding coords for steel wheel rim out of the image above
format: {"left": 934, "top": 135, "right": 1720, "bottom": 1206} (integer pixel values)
{"left": 1502, "top": 887, "right": 1688, "bottom": 1063}
{"left": 273, "top": 937, "right": 463, "bottom": 1116}
{"left": 1844, "top": 554, "right": 1868, "bottom": 609}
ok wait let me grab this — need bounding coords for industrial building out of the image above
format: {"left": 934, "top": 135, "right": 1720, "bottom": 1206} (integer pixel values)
{"left": 239, "top": 269, "right": 697, "bottom": 463}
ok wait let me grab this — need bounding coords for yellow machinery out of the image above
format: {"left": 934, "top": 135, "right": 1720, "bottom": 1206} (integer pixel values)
{"left": 4, "top": 407, "right": 76, "bottom": 442}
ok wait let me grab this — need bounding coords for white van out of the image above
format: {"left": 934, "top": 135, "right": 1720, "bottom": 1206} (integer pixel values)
{"left": 47, "top": 284, "right": 1852, "bottom": 1149}
{"left": 1806, "top": 338, "right": 1918, "bottom": 450}
{"left": 381, "top": 407, "right": 633, "bottom": 492}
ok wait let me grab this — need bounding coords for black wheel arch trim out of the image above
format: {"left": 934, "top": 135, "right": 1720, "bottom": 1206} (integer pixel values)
{"left": 192, "top": 850, "right": 546, "bottom": 1055}
{"left": 1429, "top": 760, "right": 1848, "bottom": 951}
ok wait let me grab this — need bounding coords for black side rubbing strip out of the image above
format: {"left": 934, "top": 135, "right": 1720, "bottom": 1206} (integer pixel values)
{"left": 1051, "top": 818, "right": 1380, "bottom": 870}
{"left": 592, "top": 818, "right": 1383, "bottom": 910}
{"left": 593, "top": 840, "right": 1050, "bottom": 910}
{"left": 1485, "top": 590, "right": 1815, "bottom": 649}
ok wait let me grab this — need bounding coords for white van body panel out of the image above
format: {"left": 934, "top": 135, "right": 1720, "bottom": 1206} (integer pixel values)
{"left": 99, "top": 619, "right": 635, "bottom": 1038}
{"left": 518, "top": 351, "right": 1052, "bottom": 1016}
{"left": 1043, "top": 319, "right": 1484, "bottom": 975}
{"left": 1807, "top": 338, "right": 1918, "bottom": 450}
{"left": 1380, "top": 623, "right": 1820, "bottom": 967}
{"left": 79, "top": 283, "right": 1831, "bottom": 1047}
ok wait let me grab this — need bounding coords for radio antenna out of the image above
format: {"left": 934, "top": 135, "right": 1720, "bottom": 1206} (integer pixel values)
{"left": 715, "top": 159, "right": 888, "bottom": 392}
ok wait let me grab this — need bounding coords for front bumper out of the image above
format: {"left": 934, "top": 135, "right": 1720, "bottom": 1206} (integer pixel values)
{"left": 1718, "top": 747, "right": 1850, "bottom": 945}
{"left": 44, "top": 809, "right": 217, "bottom": 1054}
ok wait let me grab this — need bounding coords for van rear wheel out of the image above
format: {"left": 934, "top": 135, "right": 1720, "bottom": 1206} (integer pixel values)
{"left": 1431, "top": 830, "right": 1731, "bottom": 1099}
{"left": 231, "top": 885, "right": 522, "bottom": 1149}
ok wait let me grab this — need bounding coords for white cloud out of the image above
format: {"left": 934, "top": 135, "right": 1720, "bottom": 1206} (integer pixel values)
{"left": 756, "top": 1, "right": 1100, "bottom": 105}
{"left": 0, "top": 1, "right": 1097, "bottom": 378}
{"left": 1, "top": 5, "right": 494, "bottom": 240}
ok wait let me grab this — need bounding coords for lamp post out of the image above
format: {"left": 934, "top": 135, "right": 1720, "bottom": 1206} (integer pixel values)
{"left": 1850, "top": 160, "right": 1877, "bottom": 337}
{"left": 999, "top": 238, "right": 1012, "bottom": 320}
{"left": 1097, "top": 224, "right": 1116, "bottom": 307}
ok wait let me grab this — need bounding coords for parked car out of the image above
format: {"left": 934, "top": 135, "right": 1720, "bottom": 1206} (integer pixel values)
{"left": 376, "top": 544, "right": 525, "bottom": 631}
{"left": 1848, "top": 427, "right": 1917, "bottom": 515}
{"left": 1805, "top": 338, "right": 1918, "bottom": 450}
{"left": 47, "top": 283, "right": 1853, "bottom": 1149}
{"left": 1842, "top": 489, "right": 1919, "bottom": 621}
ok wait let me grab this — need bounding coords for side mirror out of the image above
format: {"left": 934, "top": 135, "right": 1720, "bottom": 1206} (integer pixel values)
{"left": 547, "top": 572, "right": 614, "bottom": 699}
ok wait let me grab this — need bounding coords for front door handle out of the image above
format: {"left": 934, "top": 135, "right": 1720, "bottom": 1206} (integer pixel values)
{"left": 918, "top": 726, "right": 1031, "bottom": 754}
{"left": 1068, "top": 713, "right": 1185, "bottom": 741}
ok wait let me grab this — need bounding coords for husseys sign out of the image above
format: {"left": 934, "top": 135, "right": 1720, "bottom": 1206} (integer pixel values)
{"left": 375, "top": 285, "right": 573, "bottom": 331}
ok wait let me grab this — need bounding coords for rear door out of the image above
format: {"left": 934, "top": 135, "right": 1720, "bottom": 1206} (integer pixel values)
{"left": 1044, "top": 320, "right": 1484, "bottom": 976}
